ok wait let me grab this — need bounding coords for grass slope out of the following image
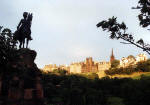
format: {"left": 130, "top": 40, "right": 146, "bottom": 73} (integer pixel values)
{"left": 133, "top": 72, "right": 150, "bottom": 79}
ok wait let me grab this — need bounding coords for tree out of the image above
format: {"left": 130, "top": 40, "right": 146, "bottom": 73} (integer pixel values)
{"left": 86, "top": 73, "right": 99, "bottom": 79}
{"left": 111, "top": 59, "right": 120, "bottom": 68}
{"left": 53, "top": 69, "right": 68, "bottom": 75}
{"left": 127, "top": 55, "right": 136, "bottom": 66}
{"left": 127, "top": 55, "right": 136, "bottom": 60}
{"left": 0, "top": 26, "right": 17, "bottom": 73}
{"left": 97, "top": 0, "right": 150, "bottom": 55}
{"left": 136, "top": 59, "right": 150, "bottom": 72}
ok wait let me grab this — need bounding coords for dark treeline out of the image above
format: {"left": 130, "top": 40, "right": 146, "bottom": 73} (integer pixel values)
{"left": 42, "top": 72, "right": 150, "bottom": 105}
{"left": 105, "top": 59, "right": 150, "bottom": 75}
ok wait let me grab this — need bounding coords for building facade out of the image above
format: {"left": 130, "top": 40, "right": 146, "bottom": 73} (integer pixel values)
{"left": 120, "top": 54, "right": 147, "bottom": 68}
{"left": 42, "top": 49, "right": 148, "bottom": 73}
{"left": 70, "top": 57, "right": 98, "bottom": 73}
{"left": 66, "top": 57, "right": 111, "bottom": 73}
{"left": 43, "top": 64, "right": 70, "bottom": 72}
{"left": 43, "top": 64, "right": 57, "bottom": 72}
{"left": 98, "top": 62, "right": 111, "bottom": 71}
{"left": 136, "top": 54, "right": 147, "bottom": 63}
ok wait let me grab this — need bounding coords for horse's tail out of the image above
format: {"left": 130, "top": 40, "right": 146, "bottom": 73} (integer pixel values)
{"left": 13, "top": 31, "right": 18, "bottom": 40}
{"left": 13, "top": 30, "right": 22, "bottom": 41}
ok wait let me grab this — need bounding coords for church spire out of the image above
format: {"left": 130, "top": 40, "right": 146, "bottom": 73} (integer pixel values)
{"left": 110, "top": 48, "right": 115, "bottom": 62}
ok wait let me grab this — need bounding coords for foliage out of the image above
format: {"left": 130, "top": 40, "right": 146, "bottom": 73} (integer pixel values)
{"left": 107, "top": 97, "right": 125, "bottom": 105}
{"left": 105, "top": 66, "right": 136, "bottom": 75}
{"left": 132, "top": 0, "right": 150, "bottom": 28}
{"left": 53, "top": 69, "right": 68, "bottom": 75}
{"left": 0, "top": 27, "right": 42, "bottom": 98}
{"left": 127, "top": 55, "right": 136, "bottom": 60}
{"left": 0, "top": 26, "right": 17, "bottom": 73}
{"left": 97, "top": 0, "right": 150, "bottom": 55}
{"left": 136, "top": 59, "right": 150, "bottom": 72}
{"left": 42, "top": 72, "right": 150, "bottom": 105}
{"left": 85, "top": 73, "right": 99, "bottom": 79}
{"left": 111, "top": 59, "right": 120, "bottom": 68}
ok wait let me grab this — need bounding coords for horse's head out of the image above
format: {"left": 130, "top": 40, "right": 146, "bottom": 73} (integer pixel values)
{"left": 27, "top": 13, "right": 33, "bottom": 22}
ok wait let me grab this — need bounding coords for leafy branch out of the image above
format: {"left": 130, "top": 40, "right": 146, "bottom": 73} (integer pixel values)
{"left": 96, "top": 16, "right": 150, "bottom": 55}
{"left": 132, "top": 0, "right": 150, "bottom": 28}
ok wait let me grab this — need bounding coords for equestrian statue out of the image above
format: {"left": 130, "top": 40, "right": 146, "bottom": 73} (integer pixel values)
{"left": 14, "top": 12, "right": 33, "bottom": 48}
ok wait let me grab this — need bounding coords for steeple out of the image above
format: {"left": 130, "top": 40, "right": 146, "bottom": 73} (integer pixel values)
{"left": 110, "top": 48, "right": 115, "bottom": 62}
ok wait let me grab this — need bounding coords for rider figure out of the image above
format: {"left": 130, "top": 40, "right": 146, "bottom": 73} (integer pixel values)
{"left": 17, "top": 12, "right": 27, "bottom": 30}
{"left": 17, "top": 12, "right": 32, "bottom": 40}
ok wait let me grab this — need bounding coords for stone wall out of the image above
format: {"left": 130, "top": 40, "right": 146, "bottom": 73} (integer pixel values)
{"left": 0, "top": 49, "right": 44, "bottom": 105}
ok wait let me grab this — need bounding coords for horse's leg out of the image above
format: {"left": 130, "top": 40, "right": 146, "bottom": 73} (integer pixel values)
{"left": 19, "top": 40, "right": 22, "bottom": 49}
{"left": 26, "top": 38, "right": 27, "bottom": 48}
{"left": 19, "top": 43, "right": 21, "bottom": 49}
{"left": 26, "top": 39, "right": 29, "bottom": 48}
{"left": 23, "top": 39, "right": 25, "bottom": 48}
{"left": 12, "top": 40, "right": 16, "bottom": 48}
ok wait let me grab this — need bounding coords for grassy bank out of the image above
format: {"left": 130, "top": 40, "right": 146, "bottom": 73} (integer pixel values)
{"left": 132, "top": 72, "right": 150, "bottom": 79}
{"left": 98, "top": 71, "right": 150, "bottom": 79}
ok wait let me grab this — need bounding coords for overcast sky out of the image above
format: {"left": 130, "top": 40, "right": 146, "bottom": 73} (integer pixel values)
{"left": 0, "top": 0, "right": 149, "bottom": 68}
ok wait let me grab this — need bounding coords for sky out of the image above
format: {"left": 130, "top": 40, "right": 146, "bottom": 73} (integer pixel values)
{"left": 0, "top": 0, "right": 150, "bottom": 68}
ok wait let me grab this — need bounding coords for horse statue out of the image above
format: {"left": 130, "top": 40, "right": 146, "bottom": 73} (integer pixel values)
{"left": 14, "top": 12, "right": 33, "bottom": 48}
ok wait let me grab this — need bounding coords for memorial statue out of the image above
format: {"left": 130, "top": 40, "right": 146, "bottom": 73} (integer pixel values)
{"left": 14, "top": 12, "right": 33, "bottom": 48}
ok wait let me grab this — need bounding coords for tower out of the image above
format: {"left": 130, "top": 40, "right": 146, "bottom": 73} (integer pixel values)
{"left": 110, "top": 48, "right": 115, "bottom": 63}
{"left": 86, "top": 58, "right": 89, "bottom": 65}
{"left": 89, "top": 57, "right": 93, "bottom": 66}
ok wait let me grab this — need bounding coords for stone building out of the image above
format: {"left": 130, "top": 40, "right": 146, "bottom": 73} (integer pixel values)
{"left": 70, "top": 63, "right": 82, "bottom": 73}
{"left": 69, "top": 57, "right": 111, "bottom": 73}
{"left": 58, "top": 64, "right": 70, "bottom": 72}
{"left": 43, "top": 49, "right": 114, "bottom": 73}
{"left": 43, "top": 49, "right": 148, "bottom": 73}
{"left": 120, "top": 55, "right": 136, "bottom": 67}
{"left": 110, "top": 49, "right": 115, "bottom": 63}
{"left": 98, "top": 62, "right": 111, "bottom": 71}
{"left": 136, "top": 53, "right": 147, "bottom": 63}
{"left": 70, "top": 57, "right": 98, "bottom": 73}
{"left": 43, "top": 64, "right": 57, "bottom": 72}
{"left": 81, "top": 57, "right": 98, "bottom": 73}
{"left": 120, "top": 54, "right": 147, "bottom": 68}
{"left": 43, "top": 64, "right": 70, "bottom": 73}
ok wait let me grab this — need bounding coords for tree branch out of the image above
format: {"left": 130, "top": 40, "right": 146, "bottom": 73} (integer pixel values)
{"left": 97, "top": 16, "right": 150, "bottom": 55}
